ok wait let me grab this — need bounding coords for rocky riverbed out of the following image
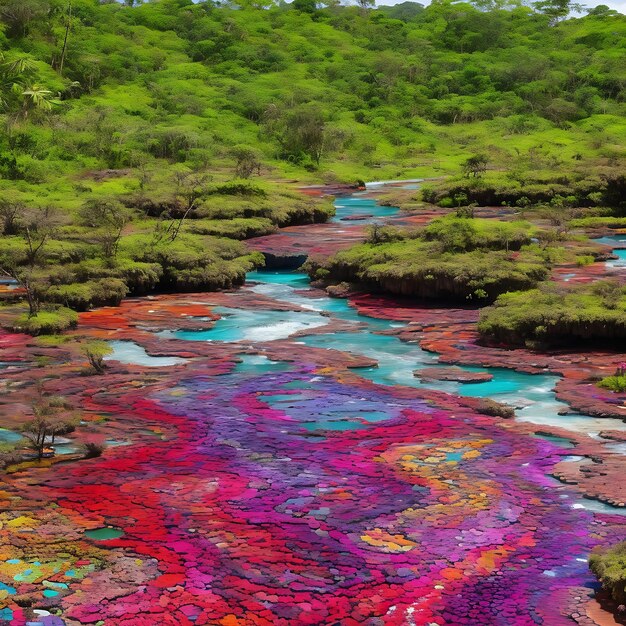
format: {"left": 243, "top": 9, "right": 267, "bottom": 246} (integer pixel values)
{"left": 1, "top": 183, "right": 626, "bottom": 625}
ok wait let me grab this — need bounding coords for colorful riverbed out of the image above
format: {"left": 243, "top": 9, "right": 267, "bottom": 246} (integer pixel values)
{"left": 1, "top": 185, "right": 625, "bottom": 625}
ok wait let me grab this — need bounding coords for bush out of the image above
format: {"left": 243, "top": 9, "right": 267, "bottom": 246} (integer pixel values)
{"left": 81, "top": 341, "right": 113, "bottom": 375}
{"left": 598, "top": 376, "right": 626, "bottom": 393}
{"left": 45, "top": 279, "right": 128, "bottom": 311}
{"left": 575, "top": 255, "right": 595, "bottom": 266}
{"left": 589, "top": 542, "right": 626, "bottom": 605}
{"left": 478, "top": 282, "right": 626, "bottom": 346}
{"left": 209, "top": 182, "right": 267, "bottom": 197}
{"left": 11, "top": 307, "right": 79, "bottom": 336}
{"left": 82, "top": 442, "right": 106, "bottom": 459}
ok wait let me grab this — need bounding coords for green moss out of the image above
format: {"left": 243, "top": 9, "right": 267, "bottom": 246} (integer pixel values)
{"left": 478, "top": 281, "right": 626, "bottom": 345}
{"left": 45, "top": 279, "right": 128, "bottom": 311}
{"left": 306, "top": 217, "right": 549, "bottom": 301}
{"left": 188, "top": 218, "right": 276, "bottom": 239}
{"left": 12, "top": 308, "right": 79, "bottom": 336}
{"left": 590, "top": 542, "right": 626, "bottom": 605}
{"left": 570, "top": 217, "right": 626, "bottom": 228}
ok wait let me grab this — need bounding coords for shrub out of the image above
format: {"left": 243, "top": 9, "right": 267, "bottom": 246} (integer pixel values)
{"left": 209, "top": 182, "right": 267, "bottom": 197}
{"left": 81, "top": 341, "right": 113, "bottom": 375}
{"left": 82, "top": 442, "right": 106, "bottom": 459}
{"left": 589, "top": 542, "right": 626, "bottom": 605}
{"left": 11, "top": 307, "right": 79, "bottom": 336}
{"left": 598, "top": 376, "right": 626, "bottom": 393}
{"left": 478, "top": 282, "right": 626, "bottom": 346}
{"left": 575, "top": 255, "right": 594, "bottom": 266}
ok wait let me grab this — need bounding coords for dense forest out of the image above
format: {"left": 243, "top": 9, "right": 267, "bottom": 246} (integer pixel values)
{"left": 0, "top": 0, "right": 625, "bottom": 332}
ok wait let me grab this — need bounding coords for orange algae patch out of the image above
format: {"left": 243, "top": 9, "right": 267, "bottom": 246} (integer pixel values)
{"left": 440, "top": 567, "right": 464, "bottom": 580}
{"left": 361, "top": 529, "right": 417, "bottom": 552}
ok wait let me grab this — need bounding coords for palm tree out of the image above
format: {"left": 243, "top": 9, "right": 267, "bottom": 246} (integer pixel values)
{"left": 19, "top": 84, "right": 59, "bottom": 118}
{"left": 0, "top": 52, "right": 36, "bottom": 110}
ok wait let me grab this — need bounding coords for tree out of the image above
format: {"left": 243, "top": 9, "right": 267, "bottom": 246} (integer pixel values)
{"left": 169, "top": 169, "right": 211, "bottom": 241}
{"left": 0, "top": 53, "right": 37, "bottom": 112}
{"left": 532, "top": 0, "right": 583, "bottom": 23}
{"left": 20, "top": 84, "right": 60, "bottom": 119}
{"left": 462, "top": 154, "right": 488, "bottom": 178}
{"left": 81, "top": 340, "right": 113, "bottom": 375}
{"left": 356, "top": 0, "right": 375, "bottom": 12}
{"left": 0, "top": 0, "right": 49, "bottom": 37}
{"left": 231, "top": 145, "right": 261, "bottom": 179}
{"left": 22, "top": 206, "right": 62, "bottom": 266}
{"left": 277, "top": 105, "right": 327, "bottom": 167}
{"left": 0, "top": 205, "right": 62, "bottom": 316}
{"left": 292, "top": 0, "right": 318, "bottom": 12}
{"left": 79, "top": 198, "right": 132, "bottom": 258}
{"left": 58, "top": 0, "right": 73, "bottom": 77}
{"left": 21, "top": 388, "right": 77, "bottom": 460}
{"left": 0, "top": 197, "right": 24, "bottom": 235}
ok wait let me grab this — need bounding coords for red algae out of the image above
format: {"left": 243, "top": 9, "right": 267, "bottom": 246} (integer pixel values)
{"left": 1, "top": 187, "right": 626, "bottom": 626}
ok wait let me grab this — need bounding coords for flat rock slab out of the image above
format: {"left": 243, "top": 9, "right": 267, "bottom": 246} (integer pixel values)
{"left": 415, "top": 366, "right": 493, "bottom": 383}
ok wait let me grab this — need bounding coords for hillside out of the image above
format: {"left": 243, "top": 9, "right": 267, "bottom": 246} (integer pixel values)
{"left": 0, "top": 0, "right": 625, "bottom": 329}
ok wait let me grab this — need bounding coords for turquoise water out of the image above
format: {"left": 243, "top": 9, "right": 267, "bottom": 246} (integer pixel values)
{"left": 608, "top": 248, "right": 626, "bottom": 267}
{"left": 593, "top": 235, "right": 626, "bottom": 247}
{"left": 0, "top": 428, "right": 22, "bottom": 445}
{"left": 173, "top": 306, "right": 329, "bottom": 343}
{"left": 172, "top": 269, "right": 626, "bottom": 436}
{"left": 593, "top": 235, "right": 626, "bottom": 268}
{"left": 106, "top": 340, "right": 187, "bottom": 367}
{"left": 332, "top": 195, "right": 400, "bottom": 223}
{"left": 233, "top": 354, "right": 291, "bottom": 376}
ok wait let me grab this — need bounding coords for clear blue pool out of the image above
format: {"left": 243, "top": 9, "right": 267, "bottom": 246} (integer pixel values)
{"left": 172, "top": 269, "right": 626, "bottom": 437}
{"left": 106, "top": 340, "right": 187, "bottom": 367}
{"left": 332, "top": 195, "right": 400, "bottom": 223}
{"left": 593, "top": 235, "right": 626, "bottom": 268}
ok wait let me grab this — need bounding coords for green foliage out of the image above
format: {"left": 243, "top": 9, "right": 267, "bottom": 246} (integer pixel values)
{"left": 45, "top": 278, "right": 128, "bottom": 310}
{"left": 0, "top": 0, "right": 624, "bottom": 325}
{"left": 462, "top": 154, "right": 488, "bottom": 178}
{"left": 575, "top": 254, "right": 594, "bottom": 266}
{"left": 11, "top": 306, "right": 78, "bottom": 335}
{"left": 598, "top": 375, "right": 626, "bottom": 393}
{"left": 570, "top": 217, "right": 626, "bottom": 228}
{"left": 80, "top": 339, "right": 113, "bottom": 374}
{"left": 306, "top": 218, "right": 549, "bottom": 301}
{"left": 478, "top": 281, "right": 626, "bottom": 345}
{"left": 421, "top": 216, "right": 533, "bottom": 252}
{"left": 589, "top": 542, "right": 626, "bottom": 605}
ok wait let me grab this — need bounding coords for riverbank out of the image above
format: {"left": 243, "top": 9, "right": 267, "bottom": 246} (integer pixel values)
{"left": 1, "top": 182, "right": 626, "bottom": 625}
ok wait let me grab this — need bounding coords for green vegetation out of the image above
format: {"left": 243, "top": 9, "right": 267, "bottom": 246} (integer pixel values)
{"left": 20, "top": 389, "right": 79, "bottom": 460}
{"left": 598, "top": 375, "right": 626, "bottom": 393}
{"left": 0, "top": 0, "right": 624, "bottom": 330}
{"left": 11, "top": 306, "right": 78, "bottom": 335}
{"left": 570, "top": 216, "right": 626, "bottom": 229}
{"left": 589, "top": 541, "right": 626, "bottom": 605}
{"left": 80, "top": 340, "right": 113, "bottom": 374}
{"left": 478, "top": 280, "right": 626, "bottom": 346}
{"left": 306, "top": 216, "right": 554, "bottom": 301}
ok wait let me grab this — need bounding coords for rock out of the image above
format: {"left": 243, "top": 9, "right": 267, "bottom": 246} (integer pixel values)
{"left": 414, "top": 367, "right": 493, "bottom": 384}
